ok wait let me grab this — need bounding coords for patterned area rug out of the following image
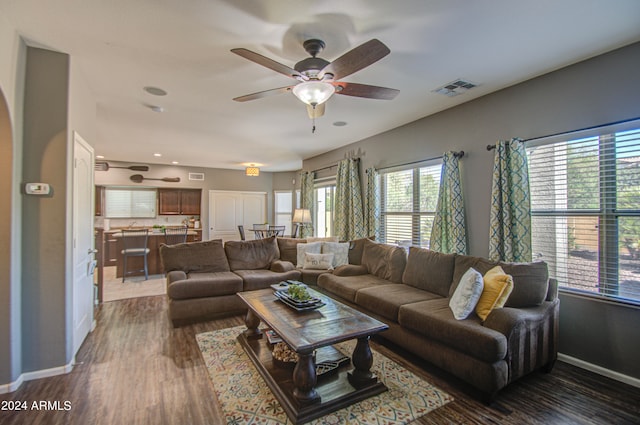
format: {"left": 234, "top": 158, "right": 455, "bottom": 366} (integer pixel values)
{"left": 196, "top": 326, "right": 452, "bottom": 424}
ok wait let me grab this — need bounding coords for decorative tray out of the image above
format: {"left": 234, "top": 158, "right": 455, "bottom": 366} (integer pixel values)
{"left": 274, "top": 290, "right": 325, "bottom": 311}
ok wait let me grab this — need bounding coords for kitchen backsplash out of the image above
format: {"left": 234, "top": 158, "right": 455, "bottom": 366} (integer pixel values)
{"left": 95, "top": 215, "right": 197, "bottom": 230}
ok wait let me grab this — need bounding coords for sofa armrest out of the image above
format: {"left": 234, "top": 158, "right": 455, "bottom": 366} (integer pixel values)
{"left": 270, "top": 260, "right": 296, "bottom": 273}
{"left": 546, "top": 278, "right": 558, "bottom": 301}
{"left": 167, "top": 270, "right": 187, "bottom": 285}
{"left": 483, "top": 300, "right": 559, "bottom": 382}
{"left": 333, "top": 264, "right": 368, "bottom": 276}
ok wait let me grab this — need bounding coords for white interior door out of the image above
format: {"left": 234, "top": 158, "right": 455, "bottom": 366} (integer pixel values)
{"left": 72, "top": 132, "right": 95, "bottom": 355}
{"left": 209, "top": 190, "right": 266, "bottom": 241}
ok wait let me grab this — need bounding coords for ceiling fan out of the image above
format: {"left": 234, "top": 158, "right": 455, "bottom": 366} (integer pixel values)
{"left": 231, "top": 38, "right": 399, "bottom": 119}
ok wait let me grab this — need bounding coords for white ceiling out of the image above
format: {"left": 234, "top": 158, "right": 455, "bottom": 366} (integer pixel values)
{"left": 2, "top": 0, "right": 640, "bottom": 172}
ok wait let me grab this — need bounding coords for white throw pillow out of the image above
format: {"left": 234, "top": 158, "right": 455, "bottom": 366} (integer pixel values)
{"left": 303, "top": 252, "right": 334, "bottom": 270}
{"left": 296, "top": 242, "right": 322, "bottom": 268}
{"left": 449, "top": 267, "right": 484, "bottom": 320}
{"left": 322, "top": 242, "right": 349, "bottom": 267}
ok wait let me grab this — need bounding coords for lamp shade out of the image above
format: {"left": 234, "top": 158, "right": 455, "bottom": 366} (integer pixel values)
{"left": 245, "top": 166, "right": 259, "bottom": 177}
{"left": 292, "top": 208, "right": 312, "bottom": 223}
{"left": 292, "top": 81, "right": 335, "bottom": 106}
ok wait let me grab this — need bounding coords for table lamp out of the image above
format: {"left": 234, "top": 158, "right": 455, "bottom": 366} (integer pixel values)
{"left": 292, "top": 208, "right": 312, "bottom": 238}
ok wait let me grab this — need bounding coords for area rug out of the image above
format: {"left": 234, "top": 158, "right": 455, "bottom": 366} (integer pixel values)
{"left": 196, "top": 326, "right": 453, "bottom": 425}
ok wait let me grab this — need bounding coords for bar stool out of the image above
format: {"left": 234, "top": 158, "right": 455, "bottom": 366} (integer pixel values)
{"left": 121, "top": 229, "right": 150, "bottom": 282}
{"left": 163, "top": 226, "right": 188, "bottom": 245}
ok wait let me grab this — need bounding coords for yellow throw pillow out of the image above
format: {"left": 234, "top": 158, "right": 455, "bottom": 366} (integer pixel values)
{"left": 476, "top": 266, "right": 514, "bottom": 321}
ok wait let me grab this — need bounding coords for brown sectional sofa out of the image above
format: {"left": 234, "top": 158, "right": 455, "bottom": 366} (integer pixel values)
{"left": 317, "top": 239, "right": 559, "bottom": 400}
{"left": 160, "top": 236, "right": 558, "bottom": 401}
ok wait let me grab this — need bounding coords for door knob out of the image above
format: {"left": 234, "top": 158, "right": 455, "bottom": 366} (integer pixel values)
{"left": 88, "top": 248, "right": 98, "bottom": 254}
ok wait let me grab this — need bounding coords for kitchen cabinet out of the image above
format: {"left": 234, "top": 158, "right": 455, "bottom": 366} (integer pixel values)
{"left": 158, "top": 188, "right": 202, "bottom": 215}
{"left": 95, "top": 185, "right": 105, "bottom": 216}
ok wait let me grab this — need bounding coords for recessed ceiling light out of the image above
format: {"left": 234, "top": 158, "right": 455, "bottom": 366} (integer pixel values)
{"left": 333, "top": 121, "right": 348, "bottom": 127}
{"left": 171, "top": 161, "right": 179, "bottom": 165}
{"left": 96, "top": 155, "right": 105, "bottom": 159}
{"left": 153, "top": 153, "right": 162, "bottom": 157}
{"left": 144, "top": 86, "right": 167, "bottom": 96}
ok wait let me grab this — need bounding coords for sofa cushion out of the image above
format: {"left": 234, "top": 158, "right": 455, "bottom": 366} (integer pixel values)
{"left": 402, "top": 247, "right": 456, "bottom": 297}
{"left": 449, "top": 267, "right": 484, "bottom": 320}
{"left": 398, "top": 298, "right": 508, "bottom": 363}
{"left": 476, "top": 266, "right": 514, "bottom": 321}
{"left": 234, "top": 269, "right": 302, "bottom": 291}
{"left": 160, "top": 239, "right": 229, "bottom": 273}
{"left": 499, "top": 261, "right": 549, "bottom": 307}
{"left": 322, "top": 242, "right": 349, "bottom": 268}
{"left": 317, "top": 273, "right": 391, "bottom": 303}
{"left": 168, "top": 271, "right": 243, "bottom": 300}
{"left": 361, "top": 239, "right": 407, "bottom": 283}
{"left": 307, "top": 236, "right": 339, "bottom": 243}
{"left": 224, "top": 236, "right": 280, "bottom": 271}
{"left": 296, "top": 242, "right": 322, "bottom": 268}
{"left": 450, "top": 255, "right": 497, "bottom": 297}
{"left": 277, "top": 237, "right": 306, "bottom": 264}
{"left": 347, "top": 237, "right": 374, "bottom": 265}
{"left": 355, "top": 284, "right": 442, "bottom": 321}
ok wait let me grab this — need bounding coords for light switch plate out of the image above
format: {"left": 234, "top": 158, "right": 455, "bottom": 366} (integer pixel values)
{"left": 25, "top": 183, "right": 51, "bottom": 195}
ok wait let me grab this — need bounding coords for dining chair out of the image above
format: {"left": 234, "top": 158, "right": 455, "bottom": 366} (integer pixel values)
{"left": 121, "top": 229, "right": 150, "bottom": 282}
{"left": 268, "top": 225, "right": 286, "bottom": 237}
{"left": 163, "top": 226, "right": 188, "bottom": 245}
{"left": 238, "top": 225, "right": 246, "bottom": 241}
{"left": 253, "top": 224, "right": 268, "bottom": 239}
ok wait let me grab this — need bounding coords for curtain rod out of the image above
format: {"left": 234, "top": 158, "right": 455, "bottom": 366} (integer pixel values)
{"left": 375, "top": 150, "right": 464, "bottom": 172}
{"left": 486, "top": 116, "right": 640, "bottom": 151}
{"left": 310, "top": 157, "right": 360, "bottom": 174}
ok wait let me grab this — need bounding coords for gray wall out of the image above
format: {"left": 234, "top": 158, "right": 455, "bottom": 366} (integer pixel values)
{"left": 303, "top": 42, "right": 640, "bottom": 379}
{"left": 21, "top": 47, "right": 70, "bottom": 372}
{"left": 95, "top": 162, "right": 297, "bottom": 239}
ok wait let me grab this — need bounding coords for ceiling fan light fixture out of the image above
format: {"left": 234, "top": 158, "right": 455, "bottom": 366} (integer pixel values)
{"left": 292, "top": 81, "right": 335, "bottom": 106}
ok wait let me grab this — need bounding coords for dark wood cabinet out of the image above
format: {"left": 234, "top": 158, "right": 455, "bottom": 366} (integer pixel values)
{"left": 95, "top": 185, "right": 105, "bottom": 216}
{"left": 158, "top": 188, "right": 201, "bottom": 215}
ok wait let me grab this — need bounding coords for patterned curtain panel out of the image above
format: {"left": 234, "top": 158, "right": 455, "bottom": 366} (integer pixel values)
{"left": 364, "top": 167, "right": 380, "bottom": 240}
{"left": 430, "top": 152, "right": 467, "bottom": 254}
{"left": 299, "top": 171, "right": 315, "bottom": 238}
{"left": 335, "top": 159, "right": 365, "bottom": 240}
{"left": 488, "top": 138, "right": 532, "bottom": 262}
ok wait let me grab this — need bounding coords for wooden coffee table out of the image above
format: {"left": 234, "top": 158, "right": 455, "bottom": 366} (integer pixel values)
{"left": 236, "top": 287, "right": 389, "bottom": 425}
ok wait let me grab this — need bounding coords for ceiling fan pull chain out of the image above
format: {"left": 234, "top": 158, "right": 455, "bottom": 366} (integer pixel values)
{"left": 312, "top": 105, "right": 317, "bottom": 133}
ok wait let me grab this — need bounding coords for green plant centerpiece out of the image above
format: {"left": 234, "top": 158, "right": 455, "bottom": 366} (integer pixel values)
{"left": 287, "top": 283, "right": 311, "bottom": 302}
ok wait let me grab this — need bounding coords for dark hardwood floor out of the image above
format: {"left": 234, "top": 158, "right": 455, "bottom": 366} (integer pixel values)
{"left": 1, "top": 295, "right": 639, "bottom": 425}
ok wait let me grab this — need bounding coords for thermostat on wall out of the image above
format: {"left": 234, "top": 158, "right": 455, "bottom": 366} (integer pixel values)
{"left": 25, "top": 183, "right": 51, "bottom": 195}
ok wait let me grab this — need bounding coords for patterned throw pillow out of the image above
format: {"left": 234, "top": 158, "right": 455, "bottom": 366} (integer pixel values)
{"left": 449, "top": 267, "right": 484, "bottom": 320}
{"left": 296, "top": 242, "right": 322, "bottom": 268}
{"left": 322, "top": 242, "right": 349, "bottom": 268}
{"left": 303, "top": 253, "right": 334, "bottom": 270}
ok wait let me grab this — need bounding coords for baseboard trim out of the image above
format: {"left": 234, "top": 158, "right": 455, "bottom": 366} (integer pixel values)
{"left": 0, "top": 360, "right": 74, "bottom": 394}
{"left": 558, "top": 353, "right": 640, "bottom": 388}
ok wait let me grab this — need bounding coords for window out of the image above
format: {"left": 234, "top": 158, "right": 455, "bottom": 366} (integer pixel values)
{"left": 274, "top": 191, "right": 293, "bottom": 236}
{"left": 527, "top": 125, "right": 640, "bottom": 303}
{"left": 380, "top": 164, "right": 441, "bottom": 247}
{"left": 315, "top": 181, "right": 335, "bottom": 237}
{"left": 105, "top": 187, "right": 157, "bottom": 218}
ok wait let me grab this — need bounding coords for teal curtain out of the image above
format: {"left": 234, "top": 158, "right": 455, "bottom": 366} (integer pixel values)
{"left": 299, "top": 171, "right": 315, "bottom": 238}
{"left": 488, "top": 138, "right": 532, "bottom": 262}
{"left": 430, "top": 152, "right": 467, "bottom": 254}
{"left": 364, "top": 167, "right": 380, "bottom": 240}
{"left": 335, "top": 159, "right": 365, "bottom": 240}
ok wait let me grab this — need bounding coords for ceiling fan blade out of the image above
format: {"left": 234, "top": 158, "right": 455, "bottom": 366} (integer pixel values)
{"left": 306, "top": 103, "right": 325, "bottom": 119}
{"left": 233, "top": 86, "right": 294, "bottom": 102}
{"left": 319, "top": 39, "right": 390, "bottom": 81}
{"left": 333, "top": 82, "right": 399, "bottom": 100}
{"left": 231, "top": 48, "right": 304, "bottom": 80}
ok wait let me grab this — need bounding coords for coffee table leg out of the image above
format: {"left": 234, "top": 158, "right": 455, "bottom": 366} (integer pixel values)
{"left": 292, "top": 350, "right": 320, "bottom": 404}
{"left": 348, "top": 336, "right": 377, "bottom": 387}
{"left": 243, "top": 309, "right": 262, "bottom": 340}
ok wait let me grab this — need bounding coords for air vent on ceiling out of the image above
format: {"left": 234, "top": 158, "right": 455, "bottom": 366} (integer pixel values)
{"left": 188, "top": 172, "right": 204, "bottom": 181}
{"left": 432, "top": 79, "right": 478, "bottom": 97}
